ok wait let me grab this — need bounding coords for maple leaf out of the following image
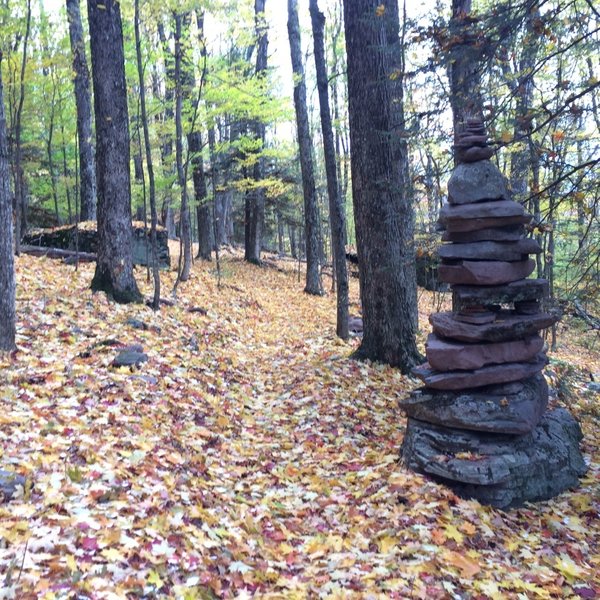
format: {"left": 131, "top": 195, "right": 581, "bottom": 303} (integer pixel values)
{"left": 443, "top": 523, "right": 464, "bottom": 544}
{"left": 147, "top": 570, "right": 164, "bottom": 589}
{"left": 554, "top": 554, "right": 587, "bottom": 582}
{"left": 444, "top": 550, "right": 481, "bottom": 578}
{"left": 376, "top": 535, "right": 398, "bottom": 553}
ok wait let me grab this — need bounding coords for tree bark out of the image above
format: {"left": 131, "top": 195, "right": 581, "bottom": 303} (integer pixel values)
{"left": 448, "top": 0, "right": 484, "bottom": 148}
{"left": 287, "top": 0, "right": 323, "bottom": 295}
{"left": 343, "top": 0, "right": 420, "bottom": 371}
{"left": 190, "top": 11, "right": 211, "bottom": 261}
{"left": 173, "top": 12, "right": 192, "bottom": 282}
{"left": 66, "top": 0, "right": 97, "bottom": 221}
{"left": 13, "top": 0, "right": 32, "bottom": 249}
{"left": 157, "top": 20, "right": 176, "bottom": 239}
{"left": 0, "top": 53, "right": 16, "bottom": 351}
{"left": 310, "top": 0, "right": 349, "bottom": 339}
{"left": 134, "top": 0, "right": 160, "bottom": 310}
{"left": 244, "top": 0, "right": 268, "bottom": 264}
{"left": 88, "top": 0, "right": 141, "bottom": 303}
{"left": 190, "top": 131, "right": 212, "bottom": 260}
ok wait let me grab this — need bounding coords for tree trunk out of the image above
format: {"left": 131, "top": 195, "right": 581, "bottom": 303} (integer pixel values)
{"left": 173, "top": 12, "right": 192, "bottom": 282}
{"left": 88, "top": 0, "right": 141, "bottom": 303}
{"left": 277, "top": 209, "right": 285, "bottom": 255}
{"left": 59, "top": 120, "right": 73, "bottom": 223}
{"left": 289, "top": 224, "right": 297, "bottom": 258}
{"left": 208, "top": 124, "right": 232, "bottom": 247}
{"left": 189, "top": 11, "right": 211, "bottom": 261}
{"left": 190, "top": 131, "right": 212, "bottom": 260}
{"left": 158, "top": 20, "right": 176, "bottom": 239}
{"left": 244, "top": 0, "right": 268, "bottom": 264}
{"left": 134, "top": 0, "right": 160, "bottom": 310}
{"left": 287, "top": 0, "right": 323, "bottom": 295}
{"left": 0, "top": 53, "right": 16, "bottom": 351}
{"left": 343, "top": 0, "right": 420, "bottom": 371}
{"left": 67, "top": 0, "right": 97, "bottom": 221}
{"left": 46, "top": 79, "right": 61, "bottom": 225}
{"left": 13, "top": 0, "right": 32, "bottom": 249}
{"left": 448, "top": 0, "right": 484, "bottom": 148}
{"left": 310, "top": 0, "right": 349, "bottom": 339}
{"left": 509, "top": 4, "right": 540, "bottom": 205}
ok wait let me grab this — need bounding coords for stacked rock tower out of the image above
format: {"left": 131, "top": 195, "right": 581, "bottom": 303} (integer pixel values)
{"left": 400, "top": 118, "right": 586, "bottom": 508}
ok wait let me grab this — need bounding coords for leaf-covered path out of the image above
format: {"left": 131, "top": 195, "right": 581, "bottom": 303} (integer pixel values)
{"left": 1, "top": 254, "right": 599, "bottom": 598}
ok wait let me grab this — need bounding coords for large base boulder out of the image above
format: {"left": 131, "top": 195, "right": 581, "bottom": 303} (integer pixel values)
{"left": 399, "top": 375, "right": 548, "bottom": 434}
{"left": 401, "top": 408, "right": 587, "bottom": 508}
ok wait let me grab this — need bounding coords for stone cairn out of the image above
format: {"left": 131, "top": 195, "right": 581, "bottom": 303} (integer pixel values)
{"left": 400, "top": 118, "right": 586, "bottom": 508}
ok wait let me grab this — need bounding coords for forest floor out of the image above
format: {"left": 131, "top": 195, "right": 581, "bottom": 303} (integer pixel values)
{"left": 1, "top": 249, "right": 599, "bottom": 599}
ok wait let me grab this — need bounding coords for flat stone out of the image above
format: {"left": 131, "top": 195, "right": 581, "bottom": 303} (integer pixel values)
{"left": 515, "top": 300, "right": 540, "bottom": 315}
{"left": 400, "top": 408, "right": 586, "bottom": 508}
{"left": 0, "top": 470, "right": 28, "bottom": 502}
{"left": 447, "top": 162, "right": 509, "bottom": 204}
{"left": 455, "top": 311, "right": 497, "bottom": 324}
{"left": 426, "top": 333, "right": 544, "bottom": 371}
{"left": 452, "top": 279, "right": 549, "bottom": 308}
{"left": 412, "top": 354, "right": 547, "bottom": 389}
{"left": 444, "top": 214, "right": 532, "bottom": 233}
{"left": 457, "top": 146, "right": 496, "bottom": 162}
{"left": 126, "top": 318, "right": 149, "bottom": 330}
{"left": 439, "top": 259, "right": 536, "bottom": 285}
{"left": 442, "top": 226, "right": 525, "bottom": 243}
{"left": 440, "top": 200, "right": 525, "bottom": 222}
{"left": 112, "top": 350, "right": 148, "bottom": 367}
{"left": 399, "top": 374, "right": 548, "bottom": 434}
{"left": 455, "top": 134, "right": 488, "bottom": 147}
{"left": 438, "top": 239, "right": 542, "bottom": 262}
{"left": 430, "top": 310, "right": 558, "bottom": 343}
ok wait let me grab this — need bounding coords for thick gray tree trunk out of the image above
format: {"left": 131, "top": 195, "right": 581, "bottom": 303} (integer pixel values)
{"left": 0, "top": 53, "right": 16, "bottom": 351}
{"left": 66, "top": 0, "right": 97, "bottom": 221}
{"left": 448, "top": 0, "right": 484, "bottom": 147}
{"left": 287, "top": 0, "right": 323, "bottom": 295}
{"left": 509, "top": 5, "right": 540, "bottom": 205}
{"left": 343, "top": 0, "right": 421, "bottom": 371}
{"left": 310, "top": 0, "right": 349, "bottom": 339}
{"left": 88, "top": 0, "right": 141, "bottom": 303}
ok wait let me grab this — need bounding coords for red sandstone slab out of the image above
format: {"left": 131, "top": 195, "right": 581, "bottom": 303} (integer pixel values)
{"left": 426, "top": 333, "right": 544, "bottom": 371}
{"left": 430, "top": 310, "right": 558, "bottom": 343}
{"left": 442, "top": 226, "right": 525, "bottom": 243}
{"left": 412, "top": 355, "right": 548, "bottom": 390}
{"left": 438, "top": 239, "right": 542, "bottom": 262}
{"left": 440, "top": 200, "right": 524, "bottom": 223}
{"left": 444, "top": 214, "right": 532, "bottom": 233}
{"left": 452, "top": 279, "right": 548, "bottom": 307}
{"left": 439, "top": 259, "right": 535, "bottom": 285}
